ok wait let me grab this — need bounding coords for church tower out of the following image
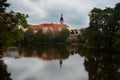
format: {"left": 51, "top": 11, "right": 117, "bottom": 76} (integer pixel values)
{"left": 60, "top": 13, "right": 64, "bottom": 24}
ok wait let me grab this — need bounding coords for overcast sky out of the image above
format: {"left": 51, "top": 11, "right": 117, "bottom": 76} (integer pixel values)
{"left": 7, "top": 0, "right": 119, "bottom": 29}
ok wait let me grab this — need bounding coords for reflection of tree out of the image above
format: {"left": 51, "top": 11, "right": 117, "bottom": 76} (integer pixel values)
{"left": 22, "top": 44, "right": 35, "bottom": 57}
{"left": 80, "top": 50, "right": 120, "bottom": 80}
{"left": 0, "top": 59, "right": 12, "bottom": 80}
{"left": 66, "top": 45, "right": 78, "bottom": 55}
{"left": 21, "top": 44, "right": 71, "bottom": 68}
{"left": 35, "top": 45, "right": 70, "bottom": 60}
{"left": 54, "top": 45, "right": 69, "bottom": 59}
{"left": 21, "top": 44, "right": 70, "bottom": 60}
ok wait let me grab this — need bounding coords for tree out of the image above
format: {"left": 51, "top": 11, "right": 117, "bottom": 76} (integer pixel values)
{"left": 83, "top": 3, "right": 120, "bottom": 49}
{"left": 33, "top": 28, "right": 44, "bottom": 42}
{"left": 89, "top": 7, "right": 102, "bottom": 30}
{"left": 44, "top": 29, "right": 53, "bottom": 42}
{"left": 60, "top": 28, "right": 70, "bottom": 42}
{"left": 53, "top": 30, "right": 61, "bottom": 42}
{"left": 24, "top": 29, "right": 34, "bottom": 43}
{"left": 53, "top": 29, "right": 69, "bottom": 43}
{"left": 0, "top": 0, "right": 10, "bottom": 12}
{"left": 113, "top": 29, "right": 120, "bottom": 49}
{"left": 77, "top": 29, "right": 86, "bottom": 43}
{"left": 0, "top": 0, "right": 28, "bottom": 48}
{"left": 113, "top": 3, "right": 120, "bottom": 29}
{"left": 11, "top": 28, "right": 24, "bottom": 46}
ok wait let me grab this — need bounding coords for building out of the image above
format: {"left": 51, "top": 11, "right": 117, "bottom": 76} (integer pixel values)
{"left": 25, "top": 13, "right": 83, "bottom": 41}
{"left": 28, "top": 14, "right": 69, "bottom": 33}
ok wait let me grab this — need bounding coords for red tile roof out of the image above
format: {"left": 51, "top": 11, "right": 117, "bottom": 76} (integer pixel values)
{"left": 29, "top": 23, "right": 69, "bottom": 32}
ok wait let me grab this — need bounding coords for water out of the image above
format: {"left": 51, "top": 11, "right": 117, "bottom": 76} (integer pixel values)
{"left": 2, "top": 45, "right": 88, "bottom": 80}
{"left": 1, "top": 45, "right": 120, "bottom": 80}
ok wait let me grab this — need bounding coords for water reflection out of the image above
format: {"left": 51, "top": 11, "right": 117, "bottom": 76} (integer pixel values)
{"left": 22, "top": 45, "right": 70, "bottom": 60}
{"left": 3, "top": 47, "right": 20, "bottom": 59}
{"left": 20, "top": 45, "right": 79, "bottom": 68}
{"left": 3, "top": 45, "right": 120, "bottom": 80}
{"left": 78, "top": 49, "right": 120, "bottom": 80}
{"left": 3, "top": 45, "right": 88, "bottom": 80}
{"left": 3, "top": 45, "right": 79, "bottom": 61}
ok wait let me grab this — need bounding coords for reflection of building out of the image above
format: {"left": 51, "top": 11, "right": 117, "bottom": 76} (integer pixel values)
{"left": 4, "top": 45, "right": 79, "bottom": 68}
{"left": 27, "top": 14, "right": 69, "bottom": 33}
{"left": 22, "top": 49, "right": 64, "bottom": 68}
{"left": 3, "top": 47, "right": 20, "bottom": 58}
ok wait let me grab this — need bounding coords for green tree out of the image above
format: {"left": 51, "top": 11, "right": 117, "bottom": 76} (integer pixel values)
{"left": 113, "top": 3, "right": 120, "bottom": 29}
{"left": 53, "top": 30, "right": 61, "bottom": 42}
{"left": 24, "top": 29, "right": 34, "bottom": 43}
{"left": 113, "top": 29, "right": 120, "bottom": 49}
{"left": 89, "top": 7, "right": 102, "bottom": 30}
{"left": 77, "top": 29, "right": 86, "bottom": 43}
{"left": 83, "top": 3, "right": 120, "bottom": 49}
{"left": 34, "top": 28, "right": 44, "bottom": 42}
{"left": 0, "top": 0, "right": 10, "bottom": 12}
{"left": 44, "top": 29, "right": 53, "bottom": 42}
{"left": 0, "top": 0, "right": 28, "bottom": 48}
{"left": 60, "top": 28, "right": 69, "bottom": 42}
{"left": 53, "top": 29, "right": 69, "bottom": 43}
{"left": 12, "top": 28, "right": 24, "bottom": 44}
{"left": 77, "top": 35, "right": 84, "bottom": 43}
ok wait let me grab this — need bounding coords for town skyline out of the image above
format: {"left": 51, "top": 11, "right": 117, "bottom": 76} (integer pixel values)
{"left": 7, "top": 0, "right": 120, "bottom": 29}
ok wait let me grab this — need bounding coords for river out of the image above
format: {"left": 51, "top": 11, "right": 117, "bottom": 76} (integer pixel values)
{"left": 1, "top": 44, "right": 120, "bottom": 80}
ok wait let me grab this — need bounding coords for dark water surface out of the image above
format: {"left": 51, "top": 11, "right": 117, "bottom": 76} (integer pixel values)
{"left": 1, "top": 45, "right": 120, "bottom": 80}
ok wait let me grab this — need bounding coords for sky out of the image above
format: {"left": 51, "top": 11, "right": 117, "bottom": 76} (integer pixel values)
{"left": 7, "top": 0, "right": 120, "bottom": 29}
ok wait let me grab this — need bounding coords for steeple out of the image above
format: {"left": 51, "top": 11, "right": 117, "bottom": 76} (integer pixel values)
{"left": 60, "top": 13, "right": 64, "bottom": 24}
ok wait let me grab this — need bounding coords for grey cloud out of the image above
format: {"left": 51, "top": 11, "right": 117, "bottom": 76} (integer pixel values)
{"left": 23, "top": 76, "right": 36, "bottom": 80}
{"left": 7, "top": 0, "right": 120, "bottom": 29}
{"left": 7, "top": 0, "right": 30, "bottom": 13}
{"left": 65, "top": 12, "right": 88, "bottom": 28}
{"left": 29, "top": 0, "right": 40, "bottom": 3}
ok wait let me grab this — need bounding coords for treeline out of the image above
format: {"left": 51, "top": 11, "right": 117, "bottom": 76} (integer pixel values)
{"left": 78, "top": 2, "right": 120, "bottom": 50}
{"left": 23, "top": 28, "right": 69, "bottom": 44}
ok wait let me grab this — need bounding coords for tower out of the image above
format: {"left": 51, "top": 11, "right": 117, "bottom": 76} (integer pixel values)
{"left": 60, "top": 13, "right": 64, "bottom": 24}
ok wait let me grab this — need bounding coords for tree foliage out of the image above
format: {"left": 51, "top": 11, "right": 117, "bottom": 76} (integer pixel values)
{"left": 54, "top": 29, "right": 69, "bottom": 43}
{"left": 25, "top": 28, "right": 70, "bottom": 43}
{"left": 81, "top": 2, "right": 120, "bottom": 49}
{"left": 44, "top": 29, "right": 53, "bottom": 42}
{"left": 33, "top": 28, "right": 44, "bottom": 42}
{"left": 24, "top": 29, "right": 34, "bottom": 43}
{"left": 0, "top": 0, "right": 28, "bottom": 48}
{"left": 0, "top": 0, "right": 10, "bottom": 12}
